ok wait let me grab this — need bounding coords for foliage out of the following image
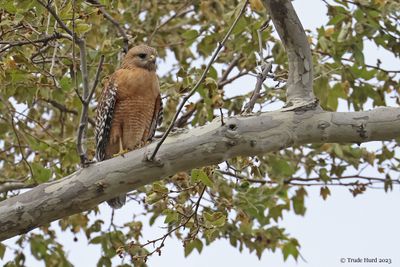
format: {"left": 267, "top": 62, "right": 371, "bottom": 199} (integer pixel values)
{"left": 0, "top": 0, "right": 399, "bottom": 266}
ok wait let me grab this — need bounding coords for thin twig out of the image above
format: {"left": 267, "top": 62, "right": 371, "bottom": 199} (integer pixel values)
{"left": 218, "top": 54, "right": 242, "bottom": 85}
{"left": 0, "top": 32, "right": 64, "bottom": 54}
{"left": 314, "top": 50, "right": 400, "bottom": 74}
{"left": 75, "top": 43, "right": 91, "bottom": 165}
{"left": 243, "top": 62, "right": 272, "bottom": 113}
{"left": 129, "top": 185, "right": 207, "bottom": 261}
{"left": 147, "top": 1, "right": 194, "bottom": 45}
{"left": 219, "top": 170, "right": 399, "bottom": 187}
{"left": 243, "top": 20, "right": 272, "bottom": 113}
{"left": 193, "top": 186, "right": 206, "bottom": 227}
{"left": 149, "top": 0, "right": 249, "bottom": 160}
{"left": 218, "top": 71, "right": 250, "bottom": 88}
{"left": 9, "top": 115, "right": 35, "bottom": 182}
{"left": 41, "top": 99, "right": 95, "bottom": 126}
{"left": 256, "top": 20, "right": 270, "bottom": 67}
{"left": 36, "top": 0, "right": 75, "bottom": 37}
{"left": 86, "top": 0, "right": 129, "bottom": 53}
{"left": 87, "top": 55, "right": 105, "bottom": 104}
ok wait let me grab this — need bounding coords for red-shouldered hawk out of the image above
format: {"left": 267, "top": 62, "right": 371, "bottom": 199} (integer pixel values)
{"left": 95, "top": 45, "right": 162, "bottom": 209}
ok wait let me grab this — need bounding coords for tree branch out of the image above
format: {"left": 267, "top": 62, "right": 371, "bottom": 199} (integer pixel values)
{"left": 243, "top": 62, "right": 272, "bottom": 113}
{"left": 0, "top": 32, "right": 64, "bottom": 54}
{"left": 262, "top": 0, "right": 317, "bottom": 109}
{"left": 147, "top": 1, "right": 195, "bottom": 45}
{"left": 37, "top": 0, "right": 92, "bottom": 165}
{"left": 0, "top": 106, "right": 399, "bottom": 241}
{"left": 0, "top": 182, "right": 36, "bottom": 194}
{"left": 41, "top": 99, "right": 95, "bottom": 126}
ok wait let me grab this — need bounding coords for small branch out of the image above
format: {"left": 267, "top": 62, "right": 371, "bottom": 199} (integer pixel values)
{"left": 149, "top": 0, "right": 249, "bottom": 160}
{"left": 314, "top": 50, "right": 400, "bottom": 74}
{"left": 174, "top": 104, "right": 197, "bottom": 128}
{"left": 174, "top": 64, "right": 250, "bottom": 128}
{"left": 193, "top": 186, "right": 206, "bottom": 228}
{"left": 86, "top": 0, "right": 129, "bottom": 53}
{"left": 76, "top": 40, "right": 90, "bottom": 165}
{"left": 220, "top": 170, "right": 399, "bottom": 187}
{"left": 242, "top": 19, "right": 272, "bottom": 114}
{"left": 0, "top": 182, "right": 36, "bottom": 194}
{"left": 128, "top": 185, "right": 206, "bottom": 261}
{"left": 9, "top": 115, "right": 34, "bottom": 182}
{"left": 0, "top": 32, "right": 63, "bottom": 54}
{"left": 147, "top": 1, "right": 194, "bottom": 45}
{"left": 262, "top": 0, "right": 317, "bottom": 109}
{"left": 218, "top": 71, "right": 249, "bottom": 88}
{"left": 243, "top": 62, "right": 272, "bottom": 113}
{"left": 256, "top": 20, "right": 270, "bottom": 63}
{"left": 36, "top": 0, "right": 75, "bottom": 38}
{"left": 218, "top": 54, "right": 242, "bottom": 85}
{"left": 41, "top": 99, "right": 95, "bottom": 126}
{"left": 87, "top": 55, "right": 105, "bottom": 104}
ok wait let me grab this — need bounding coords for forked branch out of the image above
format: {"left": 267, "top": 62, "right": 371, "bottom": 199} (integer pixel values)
{"left": 262, "top": 0, "right": 317, "bottom": 109}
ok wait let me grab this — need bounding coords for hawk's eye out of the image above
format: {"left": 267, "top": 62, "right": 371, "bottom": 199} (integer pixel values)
{"left": 138, "top": 53, "right": 147, "bottom": 59}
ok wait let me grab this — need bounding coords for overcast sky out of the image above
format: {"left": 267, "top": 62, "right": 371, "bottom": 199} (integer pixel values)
{"left": 3, "top": 0, "right": 400, "bottom": 266}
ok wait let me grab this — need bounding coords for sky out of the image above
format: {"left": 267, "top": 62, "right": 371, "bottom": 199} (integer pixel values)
{"left": 2, "top": 0, "right": 400, "bottom": 266}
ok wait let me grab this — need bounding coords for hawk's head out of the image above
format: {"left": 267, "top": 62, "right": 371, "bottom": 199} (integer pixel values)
{"left": 122, "top": 45, "right": 157, "bottom": 71}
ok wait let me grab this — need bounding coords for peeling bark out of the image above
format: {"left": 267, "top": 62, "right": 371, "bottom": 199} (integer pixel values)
{"left": 1, "top": 107, "right": 399, "bottom": 241}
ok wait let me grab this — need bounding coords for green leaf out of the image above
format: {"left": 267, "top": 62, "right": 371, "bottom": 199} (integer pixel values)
{"left": 163, "top": 209, "right": 178, "bottom": 223}
{"left": 320, "top": 186, "right": 331, "bottom": 200}
{"left": 32, "top": 162, "right": 51, "bottom": 183}
{"left": 319, "top": 168, "right": 330, "bottom": 183}
{"left": 203, "top": 211, "right": 226, "bottom": 227}
{"left": 146, "top": 192, "right": 164, "bottom": 204}
{"left": 384, "top": 174, "right": 393, "bottom": 192}
{"left": 97, "top": 256, "right": 111, "bottom": 267}
{"left": 75, "top": 22, "right": 92, "bottom": 35}
{"left": 89, "top": 236, "right": 103, "bottom": 244}
{"left": 282, "top": 239, "right": 300, "bottom": 261}
{"left": 269, "top": 157, "right": 296, "bottom": 178}
{"left": 184, "top": 238, "right": 203, "bottom": 257}
{"left": 292, "top": 188, "right": 307, "bottom": 215}
{"left": 353, "top": 44, "right": 365, "bottom": 65}
{"left": 152, "top": 182, "right": 168, "bottom": 194}
{"left": 60, "top": 77, "right": 72, "bottom": 93}
{"left": 182, "top": 29, "right": 198, "bottom": 40}
{"left": 191, "top": 169, "right": 213, "bottom": 187}
{"left": 333, "top": 144, "right": 344, "bottom": 158}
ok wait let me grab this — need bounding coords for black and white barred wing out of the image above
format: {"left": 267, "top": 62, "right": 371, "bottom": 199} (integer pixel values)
{"left": 95, "top": 78, "right": 117, "bottom": 161}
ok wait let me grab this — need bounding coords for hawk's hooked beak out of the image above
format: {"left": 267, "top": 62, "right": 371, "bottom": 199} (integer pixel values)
{"left": 149, "top": 55, "right": 156, "bottom": 63}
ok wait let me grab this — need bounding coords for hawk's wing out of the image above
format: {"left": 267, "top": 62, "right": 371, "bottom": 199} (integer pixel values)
{"left": 95, "top": 77, "right": 118, "bottom": 161}
{"left": 147, "top": 94, "right": 163, "bottom": 141}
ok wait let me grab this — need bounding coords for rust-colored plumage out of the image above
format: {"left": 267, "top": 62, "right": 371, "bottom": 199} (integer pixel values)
{"left": 95, "top": 45, "right": 162, "bottom": 208}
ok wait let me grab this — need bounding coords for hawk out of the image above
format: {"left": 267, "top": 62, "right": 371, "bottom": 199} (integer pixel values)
{"left": 95, "top": 45, "right": 162, "bottom": 209}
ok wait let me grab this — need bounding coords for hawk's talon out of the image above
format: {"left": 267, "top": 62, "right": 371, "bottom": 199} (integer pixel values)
{"left": 113, "top": 149, "right": 129, "bottom": 158}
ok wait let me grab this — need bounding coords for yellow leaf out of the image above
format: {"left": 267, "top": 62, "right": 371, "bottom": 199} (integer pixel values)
{"left": 249, "top": 0, "right": 264, "bottom": 11}
{"left": 324, "top": 27, "right": 335, "bottom": 37}
{"left": 374, "top": 0, "right": 386, "bottom": 6}
{"left": 341, "top": 80, "right": 350, "bottom": 94}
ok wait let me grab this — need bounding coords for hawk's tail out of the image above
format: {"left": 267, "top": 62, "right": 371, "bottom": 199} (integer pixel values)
{"left": 107, "top": 194, "right": 126, "bottom": 209}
